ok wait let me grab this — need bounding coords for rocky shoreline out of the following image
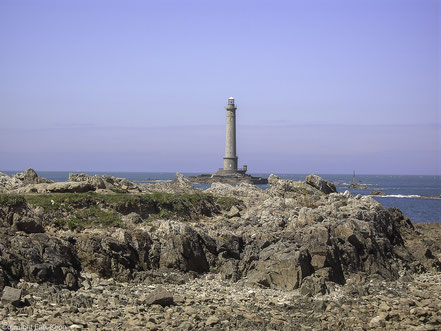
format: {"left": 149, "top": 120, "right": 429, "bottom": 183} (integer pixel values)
{"left": 0, "top": 170, "right": 440, "bottom": 330}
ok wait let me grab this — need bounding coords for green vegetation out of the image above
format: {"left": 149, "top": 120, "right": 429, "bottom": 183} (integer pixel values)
{"left": 0, "top": 191, "right": 244, "bottom": 230}
{"left": 54, "top": 206, "right": 123, "bottom": 230}
{"left": 214, "top": 196, "right": 243, "bottom": 211}
{"left": 0, "top": 194, "right": 26, "bottom": 208}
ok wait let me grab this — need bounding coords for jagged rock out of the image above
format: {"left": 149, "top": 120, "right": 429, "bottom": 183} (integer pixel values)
{"left": 101, "top": 175, "right": 140, "bottom": 192}
{"left": 247, "top": 245, "right": 314, "bottom": 290}
{"left": 216, "top": 234, "right": 242, "bottom": 259}
{"left": 305, "top": 174, "right": 337, "bottom": 194}
{"left": 0, "top": 172, "right": 30, "bottom": 192}
{"left": 67, "top": 173, "right": 141, "bottom": 192}
{"left": 144, "top": 172, "right": 197, "bottom": 194}
{"left": 141, "top": 286, "right": 174, "bottom": 306}
{"left": 1, "top": 286, "right": 22, "bottom": 306}
{"left": 69, "top": 173, "right": 106, "bottom": 190}
{"left": 75, "top": 232, "right": 140, "bottom": 280}
{"left": 0, "top": 232, "right": 81, "bottom": 289}
{"left": 206, "top": 182, "right": 264, "bottom": 199}
{"left": 12, "top": 169, "right": 53, "bottom": 185}
{"left": 268, "top": 174, "right": 321, "bottom": 199}
{"left": 157, "top": 221, "right": 209, "bottom": 273}
{"left": 300, "top": 274, "right": 327, "bottom": 296}
{"left": 175, "top": 172, "right": 195, "bottom": 191}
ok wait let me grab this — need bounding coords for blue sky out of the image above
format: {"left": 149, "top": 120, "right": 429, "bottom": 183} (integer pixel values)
{"left": 0, "top": 0, "right": 439, "bottom": 174}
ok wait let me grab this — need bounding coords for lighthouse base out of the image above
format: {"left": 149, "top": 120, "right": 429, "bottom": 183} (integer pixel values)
{"left": 188, "top": 171, "right": 268, "bottom": 185}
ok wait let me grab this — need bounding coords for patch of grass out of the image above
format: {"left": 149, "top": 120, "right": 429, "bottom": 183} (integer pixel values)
{"left": 0, "top": 194, "right": 26, "bottom": 208}
{"left": 109, "top": 187, "right": 128, "bottom": 194}
{"left": 214, "top": 196, "right": 243, "bottom": 211}
{"left": 21, "top": 191, "right": 233, "bottom": 227}
{"left": 145, "top": 192, "right": 217, "bottom": 220}
{"left": 54, "top": 206, "right": 123, "bottom": 230}
{"left": 24, "top": 192, "right": 101, "bottom": 212}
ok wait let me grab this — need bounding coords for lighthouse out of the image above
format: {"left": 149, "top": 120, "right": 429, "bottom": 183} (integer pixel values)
{"left": 190, "top": 97, "right": 268, "bottom": 183}
{"left": 223, "top": 97, "right": 238, "bottom": 171}
{"left": 215, "top": 97, "right": 247, "bottom": 175}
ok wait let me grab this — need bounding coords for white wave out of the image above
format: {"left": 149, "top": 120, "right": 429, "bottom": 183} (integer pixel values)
{"left": 374, "top": 194, "right": 421, "bottom": 198}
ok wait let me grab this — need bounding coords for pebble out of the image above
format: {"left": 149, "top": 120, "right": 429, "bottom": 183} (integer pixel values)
{"left": 0, "top": 267, "right": 439, "bottom": 330}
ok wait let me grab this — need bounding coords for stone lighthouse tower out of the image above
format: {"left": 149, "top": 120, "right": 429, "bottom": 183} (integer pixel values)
{"left": 223, "top": 97, "right": 238, "bottom": 172}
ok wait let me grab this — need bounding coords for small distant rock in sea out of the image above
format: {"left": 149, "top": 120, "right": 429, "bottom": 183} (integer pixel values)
{"left": 349, "top": 181, "right": 369, "bottom": 189}
{"left": 370, "top": 190, "right": 386, "bottom": 196}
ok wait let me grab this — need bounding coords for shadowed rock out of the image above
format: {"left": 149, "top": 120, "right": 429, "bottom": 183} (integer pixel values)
{"left": 305, "top": 174, "right": 337, "bottom": 194}
{"left": 141, "top": 286, "right": 174, "bottom": 306}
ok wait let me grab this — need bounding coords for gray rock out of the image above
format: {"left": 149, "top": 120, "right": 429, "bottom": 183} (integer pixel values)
{"left": 247, "top": 245, "right": 313, "bottom": 290}
{"left": 142, "top": 287, "right": 174, "bottom": 306}
{"left": 206, "top": 315, "right": 219, "bottom": 326}
{"left": 144, "top": 172, "right": 197, "bottom": 194}
{"left": 12, "top": 216, "right": 44, "bottom": 234}
{"left": 46, "top": 182, "right": 95, "bottom": 193}
{"left": 68, "top": 173, "right": 106, "bottom": 190}
{"left": 0, "top": 233, "right": 81, "bottom": 289}
{"left": 300, "top": 275, "right": 327, "bottom": 296}
{"left": 158, "top": 221, "right": 209, "bottom": 273}
{"left": 13, "top": 168, "right": 53, "bottom": 185}
{"left": 227, "top": 205, "right": 240, "bottom": 218}
{"left": 305, "top": 174, "right": 337, "bottom": 194}
{"left": 121, "top": 212, "right": 143, "bottom": 225}
{"left": 1, "top": 286, "right": 22, "bottom": 306}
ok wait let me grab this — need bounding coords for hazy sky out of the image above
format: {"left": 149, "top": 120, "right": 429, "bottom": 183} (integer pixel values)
{"left": 1, "top": 0, "right": 440, "bottom": 174}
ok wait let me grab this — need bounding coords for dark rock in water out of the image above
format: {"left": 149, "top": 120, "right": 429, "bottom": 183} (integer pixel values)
{"left": 370, "top": 190, "right": 386, "bottom": 196}
{"left": 349, "top": 182, "right": 369, "bottom": 189}
{"left": 305, "top": 174, "right": 337, "bottom": 194}
{"left": 141, "top": 286, "right": 174, "bottom": 306}
{"left": 1, "top": 286, "right": 22, "bottom": 306}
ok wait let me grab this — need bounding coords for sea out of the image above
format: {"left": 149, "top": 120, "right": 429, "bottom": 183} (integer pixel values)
{"left": 2, "top": 171, "right": 440, "bottom": 223}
